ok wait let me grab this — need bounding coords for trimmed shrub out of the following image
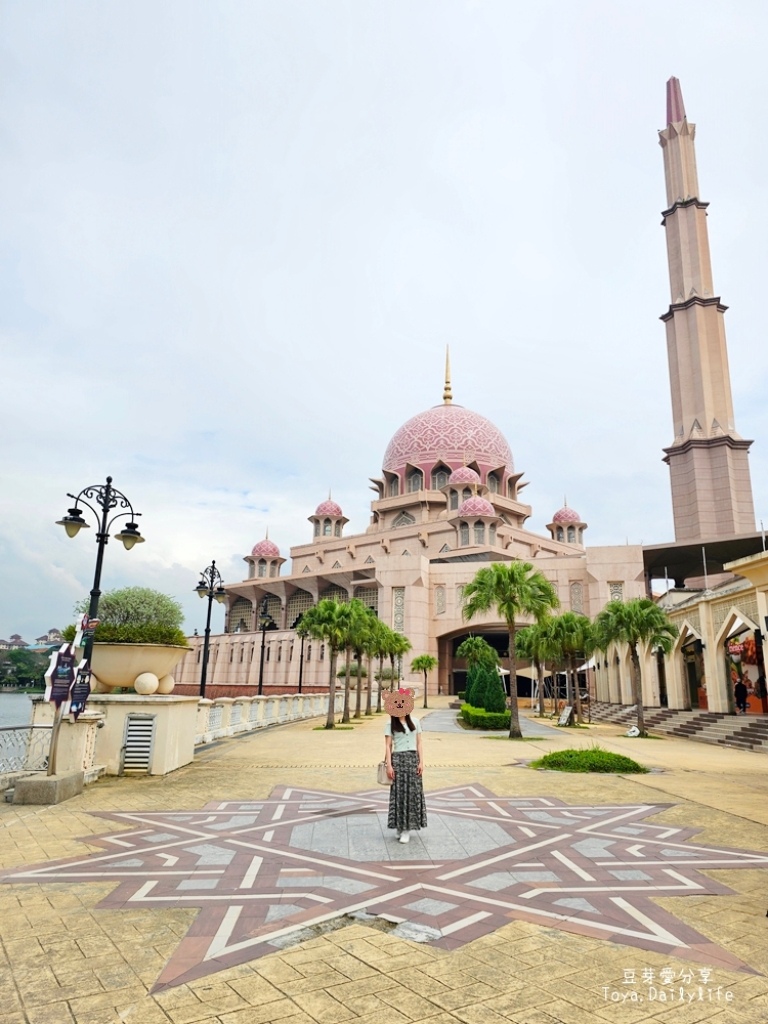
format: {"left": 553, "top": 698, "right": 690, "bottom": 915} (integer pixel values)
{"left": 460, "top": 704, "right": 511, "bottom": 730}
{"left": 482, "top": 667, "right": 507, "bottom": 714}
{"left": 530, "top": 746, "right": 648, "bottom": 774}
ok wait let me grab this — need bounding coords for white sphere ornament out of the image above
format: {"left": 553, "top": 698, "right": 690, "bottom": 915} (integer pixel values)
{"left": 134, "top": 672, "right": 160, "bottom": 695}
{"left": 90, "top": 675, "right": 110, "bottom": 694}
{"left": 157, "top": 674, "right": 176, "bottom": 694}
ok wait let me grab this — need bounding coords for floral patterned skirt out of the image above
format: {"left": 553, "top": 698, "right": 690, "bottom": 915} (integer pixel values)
{"left": 387, "top": 750, "right": 427, "bottom": 833}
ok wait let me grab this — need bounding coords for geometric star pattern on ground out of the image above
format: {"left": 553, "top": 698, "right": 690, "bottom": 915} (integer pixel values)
{"left": 2, "top": 783, "right": 766, "bottom": 991}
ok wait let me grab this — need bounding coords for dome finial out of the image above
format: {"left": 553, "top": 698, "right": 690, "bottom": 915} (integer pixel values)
{"left": 443, "top": 345, "right": 452, "bottom": 404}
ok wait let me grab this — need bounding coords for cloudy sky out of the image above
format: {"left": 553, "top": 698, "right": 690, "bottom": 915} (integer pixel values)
{"left": 2, "top": 0, "right": 767, "bottom": 641}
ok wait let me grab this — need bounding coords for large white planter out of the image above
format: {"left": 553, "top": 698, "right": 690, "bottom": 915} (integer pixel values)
{"left": 90, "top": 644, "right": 190, "bottom": 693}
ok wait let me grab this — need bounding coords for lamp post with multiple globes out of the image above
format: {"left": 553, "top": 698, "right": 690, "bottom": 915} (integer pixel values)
{"left": 194, "top": 561, "right": 227, "bottom": 699}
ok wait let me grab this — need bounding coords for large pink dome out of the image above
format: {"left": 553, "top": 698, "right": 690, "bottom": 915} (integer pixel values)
{"left": 314, "top": 499, "right": 343, "bottom": 517}
{"left": 383, "top": 404, "right": 513, "bottom": 476}
{"left": 251, "top": 538, "right": 280, "bottom": 558}
{"left": 552, "top": 505, "right": 581, "bottom": 523}
{"left": 457, "top": 496, "right": 497, "bottom": 518}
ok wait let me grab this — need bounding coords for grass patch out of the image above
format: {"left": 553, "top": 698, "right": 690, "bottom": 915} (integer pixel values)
{"left": 482, "top": 735, "right": 546, "bottom": 741}
{"left": 312, "top": 725, "right": 355, "bottom": 731}
{"left": 530, "top": 744, "right": 648, "bottom": 774}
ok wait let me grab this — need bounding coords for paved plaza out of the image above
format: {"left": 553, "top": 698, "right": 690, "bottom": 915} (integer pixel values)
{"left": 2, "top": 699, "right": 768, "bottom": 1023}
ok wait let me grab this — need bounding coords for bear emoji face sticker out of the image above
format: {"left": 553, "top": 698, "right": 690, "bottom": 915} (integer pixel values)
{"left": 383, "top": 687, "right": 415, "bottom": 718}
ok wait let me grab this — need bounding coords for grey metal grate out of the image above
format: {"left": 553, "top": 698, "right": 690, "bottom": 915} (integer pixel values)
{"left": 122, "top": 715, "right": 155, "bottom": 774}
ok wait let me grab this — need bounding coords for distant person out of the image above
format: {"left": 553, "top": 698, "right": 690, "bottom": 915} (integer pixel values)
{"left": 383, "top": 687, "right": 427, "bottom": 844}
{"left": 734, "top": 679, "right": 748, "bottom": 715}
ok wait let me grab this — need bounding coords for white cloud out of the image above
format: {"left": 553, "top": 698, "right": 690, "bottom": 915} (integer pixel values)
{"left": 2, "top": 0, "right": 767, "bottom": 639}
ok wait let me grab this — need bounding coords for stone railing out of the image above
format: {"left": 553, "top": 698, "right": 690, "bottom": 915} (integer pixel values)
{"left": 195, "top": 692, "right": 344, "bottom": 746}
{"left": 0, "top": 725, "right": 51, "bottom": 773}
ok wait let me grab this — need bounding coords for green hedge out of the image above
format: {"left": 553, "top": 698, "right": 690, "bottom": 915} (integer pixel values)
{"left": 460, "top": 703, "right": 511, "bottom": 730}
{"left": 62, "top": 623, "right": 189, "bottom": 647}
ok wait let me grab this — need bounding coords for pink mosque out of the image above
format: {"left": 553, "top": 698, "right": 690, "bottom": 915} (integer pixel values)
{"left": 176, "top": 79, "right": 768, "bottom": 715}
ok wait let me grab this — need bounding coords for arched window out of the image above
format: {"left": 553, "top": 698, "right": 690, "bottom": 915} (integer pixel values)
{"left": 462, "top": 488, "right": 471, "bottom": 501}
{"left": 556, "top": 527, "right": 564, "bottom": 542}
{"left": 487, "top": 473, "right": 499, "bottom": 493}
{"left": 323, "top": 518, "right": 332, "bottom": 536}
{"left": 474, "top": 522, "right": 485, "bottom": 545}
{"left": 257, "top": 559, "right": 266, "bottom": 578}
{"left": 269, "top": 562, "right": 277, "bottom": 577}
{"left": 407, "top": 470, "right": 423, "bottom": 493}
{"left": 432, "top": 468, "right": 449, "bottom": 489}
{"left": 489, "top": 523, "right": 497, "bottom": 545}
{"left": 388, "top": 477, "right": 399, "bottom": 497}
{"left": 307, "top": 644, "right": 312, "bottom": 662}
{"left": 567, "top": 526, "right": 576, "bottom": 543}
{"left": 459, "top": 522, "right": 469, "bottom": 546}
{"left": 449, "top": 490, "right": 459, "bottom": 510}
{"left": 314, "top": 521, "right": 320, "bottom": 537}
{"left": 248, "top": 561, "right": 255, "bottom": 579}
{"left": 335, "top": 522, "right": 342, "bottom": 537}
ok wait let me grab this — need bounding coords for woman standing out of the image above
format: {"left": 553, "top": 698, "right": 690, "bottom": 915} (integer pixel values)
{"left": 383, "top": 688, "right": 427, "bottom": 844}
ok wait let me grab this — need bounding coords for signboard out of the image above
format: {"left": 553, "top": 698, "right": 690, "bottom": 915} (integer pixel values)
{"left": 69, "top": 661, "right": 92, "bottom": 721}
{"left": 44, "top": 645, "right": 77, "bottom": 708}
{"left": 557, "top": 705, "right": 574, "bottom": 726}
{"left": 727, "top": 643, "right": 744, "bottom": 655}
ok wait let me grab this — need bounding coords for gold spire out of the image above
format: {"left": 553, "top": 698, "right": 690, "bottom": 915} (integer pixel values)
{"left": 443, "top": 346, "right": 452, "bottom": 404}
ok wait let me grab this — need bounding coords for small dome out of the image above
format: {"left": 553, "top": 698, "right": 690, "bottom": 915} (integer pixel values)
{"left": 457, "top": 496, "right": 497, "bottom": 518}
{"left": 449, "top": 466, "right": 481, "bottom": 485}
{"left": 251, "top": 538, "right": 280, "bottom": 558}
{"left": 314, "top": 499, "right": 343, "bottom": 517}
{"left": 552, "top": 505, "right": 581, "bottom": 523}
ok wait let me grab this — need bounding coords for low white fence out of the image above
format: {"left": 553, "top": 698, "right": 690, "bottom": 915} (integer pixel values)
{"left": 195, "top": 692, "right": 344, "bottom": 746}
{"left": 3, "top": 692, "right": 345, "bottom": 782}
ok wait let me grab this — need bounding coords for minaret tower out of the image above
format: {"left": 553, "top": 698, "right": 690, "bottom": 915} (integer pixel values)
{"left": 659, "top": 77, "right": 755, "bottom": 540}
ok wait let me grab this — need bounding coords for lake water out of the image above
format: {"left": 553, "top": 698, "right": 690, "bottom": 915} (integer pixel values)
{"left": 0, "top": 693, "right": 35, "bottom": 727}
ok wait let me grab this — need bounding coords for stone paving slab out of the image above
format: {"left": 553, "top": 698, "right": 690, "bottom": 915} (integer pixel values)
{"left": 1, "top": 700, "right": 768, "bottom": 1022}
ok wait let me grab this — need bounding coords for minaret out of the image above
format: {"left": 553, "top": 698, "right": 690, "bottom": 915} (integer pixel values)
{"left": 659, "top": 77, "right": 755, "bottom": 540}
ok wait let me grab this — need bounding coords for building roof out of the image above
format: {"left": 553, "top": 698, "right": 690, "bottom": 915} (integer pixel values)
{"left": 251, "top": 538, "right": 281, "bottom": 558}
{"left": 552, "top": 505, "right": 582, "bottom": 524}
{"left": 457, "top": 496, "right": 497, "bottom": 518}
{"left": 382, "top": 403, "right": 513, "bottom": 477}
{"left": 314, "top": 499, "right": 343, "bottom": 517}
{"left": 449, "top": 466, "right": 481, "bottom": 486}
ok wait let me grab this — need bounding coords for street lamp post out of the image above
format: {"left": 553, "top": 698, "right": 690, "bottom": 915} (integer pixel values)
{"left": 257, "top": 597, "right": 274, "bottom": 696}
{"left": 56, "top": 476, "right": 144, "bottom": 667}
{"left": 194, "top": 561, "right": 227, "bottom": 699}
{"left": 54, "top": 477, "right": 143, "bottom": 777}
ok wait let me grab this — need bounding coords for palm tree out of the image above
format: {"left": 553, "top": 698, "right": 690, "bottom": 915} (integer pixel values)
{"left": 347, "top": 600, "right": 376, "bottom": 719}
{"left": 297, "top": 599, "right": 351, "bottom": 729}
{"left": 462, "top": 562, "right": 559, "bottom": 739}
{"left": 386, "top": 631, "right": 412, "bottom": 691}
{"left": 411, "top": 654, "right": 438, "bottom": 708}
{"left": 543, "top": 613, "right": 594, "bottom": 724}
{"left": 515, "top": 621, "right": 552, "bottom": 717}
{"left": 593, "top": 598, "right": 678, "bottom": 737}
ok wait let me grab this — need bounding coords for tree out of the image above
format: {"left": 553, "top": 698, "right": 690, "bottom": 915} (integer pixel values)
{"left": 75, "top": 587, "right": 184, "bottom": 629}
{"left": 456, "top": 635, "right": 498, "bottom": 707}
{"left": 482, "top": 665, "right": 507, "bottom": 714}
{"left": 411, "top": 654, "right": 438, "bottom": 709}
{"left": 385, "top": 631, "right": 412, "bottom": 691}
{"left": 1, "top": 649, "right": 48, "bottom": 689}
{"left": 462, "top": 562, "right": 559, "bottom": 739}
{"left": 297, "top": 599, "right": 352, "bottom": 729}
{"left": 542, "top": 613, "right": 594, "bottom": 724}
{"left": 515, "top": 621, "right": 552, "bottom": 717}
{"left": 593, "top": 598, "right": 678, "bottom": 737}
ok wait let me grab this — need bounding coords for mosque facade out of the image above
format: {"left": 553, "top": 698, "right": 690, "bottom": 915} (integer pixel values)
{"left": 175, "top": 78, "right": 767, "bottom": 713}
{"left": 175, "top": 363, "right": 646, "bottom": 697}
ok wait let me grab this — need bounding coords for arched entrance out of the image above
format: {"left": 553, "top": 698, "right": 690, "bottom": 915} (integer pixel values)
{"left": 437, "top": 627, "right": 535, "bottom": 699}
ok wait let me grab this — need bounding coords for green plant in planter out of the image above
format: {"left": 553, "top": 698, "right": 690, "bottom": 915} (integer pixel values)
{"left": 62, "top": 587, "right": 187, "bottom": 647}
